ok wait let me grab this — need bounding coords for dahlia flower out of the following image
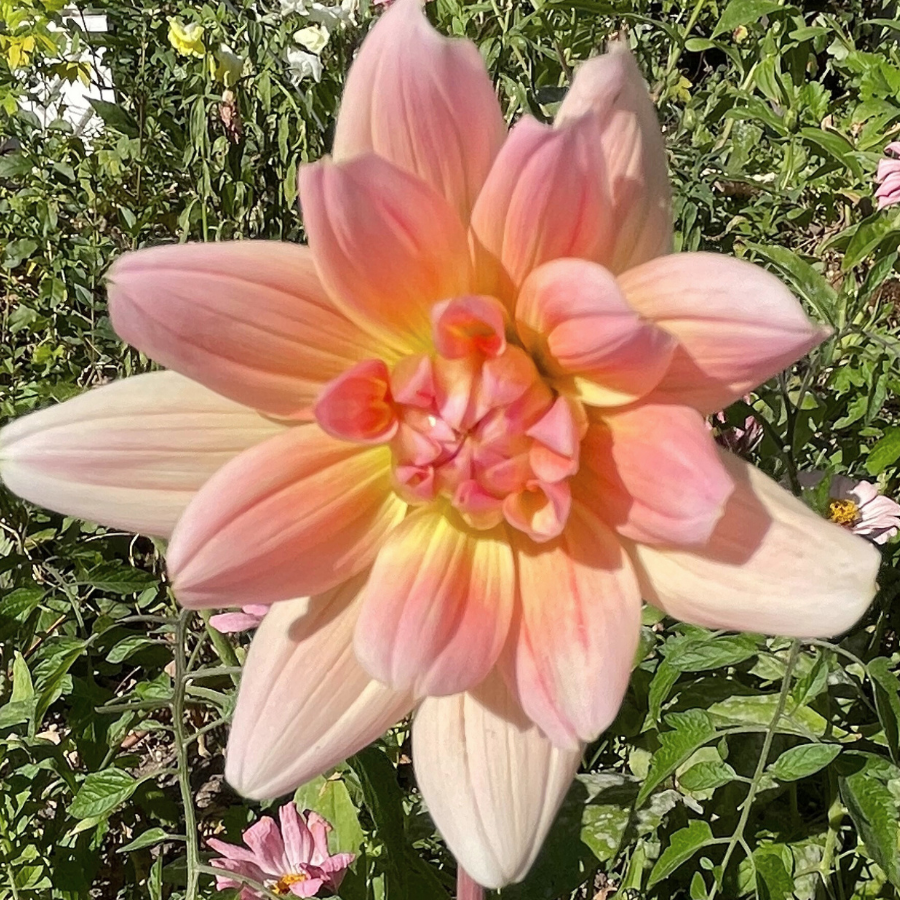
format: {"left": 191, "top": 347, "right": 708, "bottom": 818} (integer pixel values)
{"left": 801, "top": 472, "right": 900, "bottom": 545}
{"left": 208, "top": 803, "right": 354, "bottom": 898}
{"left": 0, "top": 0, "right": 879, "bottom": 888}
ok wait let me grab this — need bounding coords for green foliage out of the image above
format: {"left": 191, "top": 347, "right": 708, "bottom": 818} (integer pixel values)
{"left": 3, "top": 0, "right": 900, "bottom": 898}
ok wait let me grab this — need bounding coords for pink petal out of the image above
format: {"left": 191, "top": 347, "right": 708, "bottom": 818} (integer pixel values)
{"left": 619, "top": 253, "right": 829, "bottom": 414}
{"left": 280, "top": 803, "right": 314, "bottom": 869}
{"left": 0, "top": 371, "right": 283, "bottom": 538}
{"left": 516, "top": 258, "right": 676, "bottom": 406}
{"left": 208, "top": 610, "right": 265, "bottom": 633}
{"left": 108, "top": 242, "right": 376, "bottom": 420}
{"left": 299, "top": 154, "right": 472, "bottom": 354}
{"left": 314, "top": 359, "right": 398, "bottom": 444}
{"left": 240, "top": 817, "right": 288, "bottom": 873}
{"left": 630, "top": 452, "right": 880, "bottom": 636}
{"left": 503, "top": 507, "right": 642, "bottom": 748}
{"left": 412, "top": 672, "right": 583, "bottom": 888}
{"left": 578, "top": 406, "right": 734, "bottom": 547}
{"left": 332, "top": 0, "right": 505, "bottom": 222}
{"left": 354, "top": 508, "right": 515, "bottom": 696}
{"left": 225, "top": 581, "right": 414, "bottom": 799}
{"left": 554, "top": 42, "right": 672, "bottom": 274}
{"left": 166, "top": 426, "right": 405, "bottom": 608}
{"left": 469, "top": 115, "right": 609, "bottom": 293}
{"left": 431, "top": 294, "right": 508, "bottom": 359}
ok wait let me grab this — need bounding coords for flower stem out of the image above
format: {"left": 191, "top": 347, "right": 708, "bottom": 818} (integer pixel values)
{"left": 174, "top": 608, "right": 201, "bottom": 900}
{"left": 707, "top": 639, "right": 802, "bottom": 899}
{"left": 457, "top": 867, "right": 486, "bottom": 900}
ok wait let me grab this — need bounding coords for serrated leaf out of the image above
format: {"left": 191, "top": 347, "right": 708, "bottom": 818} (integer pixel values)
{"left": 865, "top": 427, "right": 900, "bottom": 476}
{"left": 839, "top": 752, "right": 900, "bottom": 888}
{"left": 638, "top": 710, "right": 717, "bottom": 806}
{"left": 0, "top": 588, "right": 44, "bottom": 620}
{"left": 70, "top": 769, "right": 139, "bottom": 820}
{"left": 768, "top": 744, "right": 841, "bottom": 781}
{"left": 667, "top": 635, "right": 758, "bottom": 672}
{"left": 106, "top": 635, "right": 156, "bottom": 664}
{"left": 868, "top": 657, "right": 900, "bottom": 762}
{"left": 679, "top": 760, "right": 737, "bottom": 791}
{"left": 80, "top": 566, "right": 158, "bottom": 596}
{"left": 712, "top": 0, "right": 790, "bottom": 37}
{"left": 754, "top": 847, "right": 794, "bottom": 900}
{"left": 648, "top": 820, "right": 716, "bottom": 886}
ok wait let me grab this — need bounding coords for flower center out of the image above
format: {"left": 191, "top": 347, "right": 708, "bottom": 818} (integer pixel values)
{"left": 314, "top": 295, "right": 586, "bottom": 542}
{"left": 829, "top": 498, "right": 860, "bottom": 528}
{"left": 270, "top": 872, "right": 309, "bottom": 895}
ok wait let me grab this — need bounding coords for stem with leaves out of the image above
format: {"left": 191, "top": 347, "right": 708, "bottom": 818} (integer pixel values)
{"left": 707, "top": 639, "right": 802, "bottom": 900}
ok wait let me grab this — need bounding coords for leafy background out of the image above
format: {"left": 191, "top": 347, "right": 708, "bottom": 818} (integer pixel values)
{"left": 3, "top": 0, "right": 900, "bottom": 897}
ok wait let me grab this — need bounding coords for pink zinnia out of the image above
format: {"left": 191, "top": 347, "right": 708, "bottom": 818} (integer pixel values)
{"left": 875, "top": 141, "right": 900, "bottom": 210}
{"left": 827, "top": 475, "right": 900, "bottom": 545}
{"left": 0, "top": 0, "right": 879, "bottom": 888}
{"left": 208, "top": 803, "right": 354, "bottom": 898}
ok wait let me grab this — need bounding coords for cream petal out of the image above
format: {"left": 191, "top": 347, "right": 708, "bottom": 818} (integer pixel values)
{"left": 0, "top": 371, "right": 284, "bottom": 537}
{"left": 630, "top": 452, "right": 881, "bottom": 637}
{"left": 108, "top": 241, "right": 377, "bottom": 419}
{"left": 226, "top": 581, "right": 414, "bottom": 799}
{"left": 412, "top": 673, "right": 583, "bottom": 889}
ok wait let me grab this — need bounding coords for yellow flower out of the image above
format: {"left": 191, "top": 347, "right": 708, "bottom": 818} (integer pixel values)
{"left": 167, "top": 17, "right": 205, "bottom": 58}
{"left": 210, "top": 43, "right": 244, "bottom": 86}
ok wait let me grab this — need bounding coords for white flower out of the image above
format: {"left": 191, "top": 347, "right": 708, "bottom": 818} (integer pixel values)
{"left": 286, "top": 46, "right": 323, "bottom": 83}
{"left": 293, "top": 24, "right": 330, "bottom": 53}
{"left": 279, "top": 0, "right": 357, "bottom": 30}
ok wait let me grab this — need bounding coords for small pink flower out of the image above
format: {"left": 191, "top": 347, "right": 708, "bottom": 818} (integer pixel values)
{"left": 828, "top": 475, "right": 900, "bottom": 545}
{"left": 210, "top": 604, "right": 269, "bottom": 633}
{"left": 875, "top": 141, "right": 900, "bottom": 210}
{"left": 208, "top": 803, "right": 354, "bottom": 899}
{"left": 710, "top": 396, "right": 763, "bottom": 456}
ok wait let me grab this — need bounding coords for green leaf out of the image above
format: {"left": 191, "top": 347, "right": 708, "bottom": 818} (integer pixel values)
{"left": 667, "top": 634, "right": 759, "bottom": 672}
{"left": 754, "top": 847, "right": 794, "bottom": 900}
{"left": 712, "top": 0, "right": 790, "bottom": 37}
{"left": 0, "top": 588, "right": 44, "bottom": 621}
{"left": 868, "top": 657, "right": 900, "bottom": 762}
{"left": 865, "top": 427, "right": 900, "bottom": 476}
{"left": 118, "top": 828, "right": 182, "bottom": 853}
{"left": 293, "top": 775, "right": 364, "bottom": 855}
{"left": 679, "top": 760, "right": 737, "bottom": 792}
{"left": 80, "top": 565, "right": 158, "bottom": 596}
{"left": 87, "top": 98, "right": 140, "bottom": 137}
{"left": 839, "top": 752, "right": 900, "bottom": 889}
{"left": 707, "top": 694, "right": 843, "bottom": 739}
{"left": 70, "top": 769, "right": 140, "bottom": 820}
{"left": 10, "top": 652, "right": 34, "bottom": 705}
{"left": 637, "top": 710, "right": 717, "bottom": 806}
{"left": 106, "top": 635, "right": 156, "bottom": 664}
{"left": 791, "top": 651, "right": 830, "bottom": 708}
{"left": 768, "top": 744, "right": 841, "bottom": 781}
{"left": 648, "top": 821, "right": 716, "bottom": 886}
{"left": 842, "top": 216, "right": 900, "bottom": 271}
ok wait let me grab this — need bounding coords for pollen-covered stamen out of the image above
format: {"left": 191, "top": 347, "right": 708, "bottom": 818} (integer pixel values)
{"left": 829, "top": 499, "right": 861, "bottom": 528}
{"left": 270, "top": 872, "right": 310, "bottom": 895}
{"left": 314, "top": 358, "right": 397, "bottom": 443}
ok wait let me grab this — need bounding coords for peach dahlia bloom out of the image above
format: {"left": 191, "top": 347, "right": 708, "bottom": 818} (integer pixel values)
{"left": 0, "top": 0, "right": 880, "bottom": 888}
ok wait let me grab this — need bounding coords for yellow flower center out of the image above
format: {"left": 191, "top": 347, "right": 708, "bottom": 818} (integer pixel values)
{"left": 271, "top": 872, "right": 309, "bottom": 895}
{"left": 828, "top": 499, "right": 860, "bottom": 527}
